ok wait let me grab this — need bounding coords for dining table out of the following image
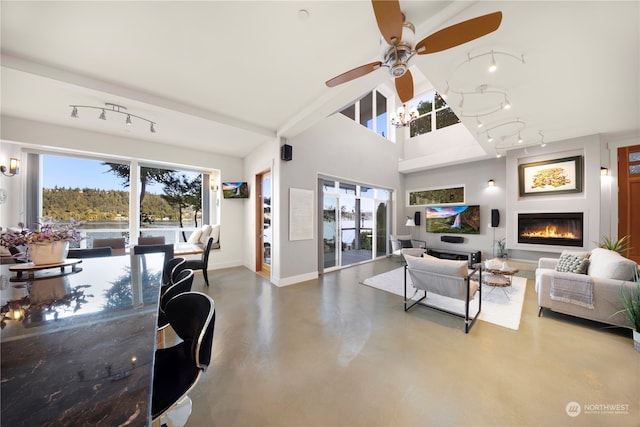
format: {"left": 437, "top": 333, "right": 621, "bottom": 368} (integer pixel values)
{"left": 0, "top": 252, "right": 165, "bottom": 426}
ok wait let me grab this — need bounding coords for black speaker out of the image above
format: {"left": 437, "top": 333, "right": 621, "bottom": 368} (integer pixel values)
{"left": 441, "top": 236, "right": 464, "bottom": 243}
{"left": 281, "top": 144, "right": 292, "bottom": 161}
{"left": 414, "top": 211, "right": 421, "bottom": 226}
{"left": 491, "top": 209, "right": 500, "bottom": 228}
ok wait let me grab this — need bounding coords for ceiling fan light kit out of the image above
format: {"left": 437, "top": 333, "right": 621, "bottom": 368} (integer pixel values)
{"left": 69, "top": 102, "right": 157, "bottom": 133}
{"left": 325, "top": 1, "right": 503, "bottom": 104}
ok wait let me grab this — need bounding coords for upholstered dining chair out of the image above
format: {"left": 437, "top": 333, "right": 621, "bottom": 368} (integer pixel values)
{"left": 93, "top": 237, "right": 126, "bottom": 250}
{"left": 133, "top": 243, "right": 175, "bottom": 263}
{"left": 8, "top": 246, "right": 27, "bottom": 263}
{"left": 152, "top": 291, "right": 215, "bottom": 424}
{"left": 183, "top": 236, "right": 214, "bottom": 287}
{"left": 157, "top": 268, "right": 195, "bottom": 331}
{"left": 162, "top": 257, "right": 187, "bottom": 288}
{"left": 68, "top": 247, "right": 112, "bottom": 258}
{"left": 138, "top": 236, "right": 166, "bottom": 245}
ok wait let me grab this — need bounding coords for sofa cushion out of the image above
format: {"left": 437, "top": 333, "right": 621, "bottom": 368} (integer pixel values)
{"left": 588, "top": 247, "right": 638, "bottom": 281}
{"left": 405, "top": 254, "right": 468, "bottom": 278}
{"left": 555, "top": 253, "right": 590, "bottom": 274}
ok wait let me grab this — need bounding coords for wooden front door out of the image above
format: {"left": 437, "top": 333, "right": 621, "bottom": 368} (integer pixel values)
{"left": 618, "top": 144, "right": 640, "bottom": 263}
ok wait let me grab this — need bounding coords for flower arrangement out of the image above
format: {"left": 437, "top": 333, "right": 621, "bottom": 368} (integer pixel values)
{"left": 0, "top": 217, "right": 84, "bottom": 248}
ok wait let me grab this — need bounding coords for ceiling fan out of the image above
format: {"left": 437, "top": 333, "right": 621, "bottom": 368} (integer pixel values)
{"left": 325, "top": 1, "right": 502, "bottom": 103}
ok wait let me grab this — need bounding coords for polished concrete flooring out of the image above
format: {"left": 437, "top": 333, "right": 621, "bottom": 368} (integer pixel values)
{"left": 174, "top": 257, "right": 639, "bottom": 427}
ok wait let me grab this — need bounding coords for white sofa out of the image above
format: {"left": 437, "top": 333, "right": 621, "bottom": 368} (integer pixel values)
{"left": 535, "top": 248, "right": 638, "bottom": 328}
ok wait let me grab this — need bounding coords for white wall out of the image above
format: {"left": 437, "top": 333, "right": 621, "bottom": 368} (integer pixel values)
{"left": 1, "top": 115, "right": 247, "bottom": 269}
{"left": 273, "top": 114, "right": 403, "bottom": 285}
{"left": 506, "top": 135, "right": 601, "bottom": 258}
{"left": 402, "top": 157, "right": 507, "bottom": 259}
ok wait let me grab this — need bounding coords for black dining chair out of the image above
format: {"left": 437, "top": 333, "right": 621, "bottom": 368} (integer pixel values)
{"left": 68, "top": 247, "right": 112, "bottom": 258}
{"left": 152, "top": 291, "right": 215, "bottom": 422}
{"left": 138, "top": 236, "right": 166, "bottom": 245}
{"left": 133, "top": 243, "right": 175, "bottom": 265}
{"left": 183, "top": 236, "right": 214, "bottom": 287}
{"left": 8, "top": 246, "right": 27, "bottom": 263}
{"left": 162, "top": 257, "right": 187, "bottom": 288}
{"left": 157, "top": 268, "right": 195, "bottom": 331}
{"left": 92, "top": 237, "right": 126, "bottom": 250}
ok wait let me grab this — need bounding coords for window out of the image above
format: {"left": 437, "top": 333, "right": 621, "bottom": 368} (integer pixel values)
{"left": 340, "top": 90, "right": 388, "bottom": 138}
{"left": 33, "top": 152, "right": 213, "bottom": 247}
{"left": 410, "top": 91, "right": 460, "bottom": 138}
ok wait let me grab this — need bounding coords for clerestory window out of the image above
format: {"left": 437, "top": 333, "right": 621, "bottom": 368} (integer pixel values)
{"left": 409, "top": 91, "right": 460, "bottom": 138}
{"left": 340, "top": 90, "right": 388, "bottom": 139}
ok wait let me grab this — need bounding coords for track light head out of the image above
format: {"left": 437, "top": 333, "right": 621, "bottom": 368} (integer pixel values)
{"left": 489, "top": 51, "right": 497, "bottom": 72}
{"left": 69, "top": 103, "right": 157, "bottom": 133}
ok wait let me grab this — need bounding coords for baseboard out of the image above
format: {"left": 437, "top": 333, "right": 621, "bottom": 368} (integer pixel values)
{"left": 274, "top": 271, "right": 319, "bottom": 287}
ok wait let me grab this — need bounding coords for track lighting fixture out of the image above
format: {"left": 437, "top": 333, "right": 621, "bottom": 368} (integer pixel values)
{"left": 518, "top": 132, "right": 523, "bottom": 143}
{"left": 69, "top": 102, "right": 157, "bottom": 133}
{"left": 489, "top": 50, "right": 497, "bottom": 72}
{"left": 476, "top": 116, "right": 484, "bottom": 128}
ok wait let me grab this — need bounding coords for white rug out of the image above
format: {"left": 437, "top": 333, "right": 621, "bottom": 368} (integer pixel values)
{"left": 361, "top": 267, "right": 527, "bottom": 330}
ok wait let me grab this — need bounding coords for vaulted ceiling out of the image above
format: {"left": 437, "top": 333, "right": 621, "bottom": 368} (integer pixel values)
{"left": 2, "top": 1, "right": 638, "bottom": 164}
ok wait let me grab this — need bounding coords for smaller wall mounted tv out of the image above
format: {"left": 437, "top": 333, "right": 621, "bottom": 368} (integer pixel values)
{"left": 222, "top": 182, "right": 249, "bottom": 199}
{"left": 425, "top": 205, "right": 480, "bottom": 234}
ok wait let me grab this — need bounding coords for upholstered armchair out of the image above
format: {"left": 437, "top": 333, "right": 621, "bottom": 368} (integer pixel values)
{"left": 390, "top": 234, "right": 426, "bottom": 261}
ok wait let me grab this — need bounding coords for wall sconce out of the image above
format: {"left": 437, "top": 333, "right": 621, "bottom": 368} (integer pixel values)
{"left": 0, "top": 158, "right": 20, "bottom": 177}
{"left": 488, "top": 179, "right": 496, "bottom": 187}
{"left": 600, "top": 167, "right": 609, "bottom": 176}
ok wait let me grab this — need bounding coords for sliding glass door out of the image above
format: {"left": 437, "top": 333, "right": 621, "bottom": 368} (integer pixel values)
{"left": 321, "top": 178, "right": 390, "bottom": 271}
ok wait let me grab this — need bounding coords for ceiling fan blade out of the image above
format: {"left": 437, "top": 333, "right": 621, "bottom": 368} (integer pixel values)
{"left": 395, "top": 71, "right": 414, "bottom": 103}
{"left": 371, "top": 0, "right": 404, "bottom": 45}
{"left": 325, "top": 61, "right": 383, "bottom": 88}
{"left": 415, "top": 11, "right": 503, "bottom": 55}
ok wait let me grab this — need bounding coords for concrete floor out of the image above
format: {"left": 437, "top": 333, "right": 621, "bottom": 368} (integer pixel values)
{"left": 171, "top": 257, "right": 639, "bottom": 427}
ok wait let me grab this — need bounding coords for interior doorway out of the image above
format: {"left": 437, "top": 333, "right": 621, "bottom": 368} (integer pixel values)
{"left": 255, "top": 170, "right": 271, "bottom": 276}
{"left": 618, "top": 144, "right": 640, "bottom": 263}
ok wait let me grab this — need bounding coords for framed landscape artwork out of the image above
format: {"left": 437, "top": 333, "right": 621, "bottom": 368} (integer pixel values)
{"left": 518, "top": 155, "right": 583, "bottom": 196}
{"left": 408, "top": 185, "right": 465, "bottom": 206}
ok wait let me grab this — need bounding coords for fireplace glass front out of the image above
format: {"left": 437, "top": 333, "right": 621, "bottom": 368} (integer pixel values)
{"left": 518, "top": 212, "right": 584, "bottom": 247}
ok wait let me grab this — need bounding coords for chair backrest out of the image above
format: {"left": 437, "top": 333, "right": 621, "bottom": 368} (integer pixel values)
{"left": 163, "top": 257, "right": 186, "bottom": 285}
{"left": 138, "top": 236, "right": 165, "bottom": 245}
{"left": 202, "top": 236, "right": 215, "bottom": 265}
{"left": 164, "top": 291, "right": 215, "bottom": 370}
{"left": 133, "top": 243, "right": 175, "bottom": 260}
{"left": 93, "top": 237, "right": 126, "bottom": 249}
{"left": 160, "top": 269, "right": 194, "bottom": 310}
{"left": 8, "top": 246, "right": 27, "bottom": 263}
{"left": 68, "top": 247, "right": 112, "bottom": 258}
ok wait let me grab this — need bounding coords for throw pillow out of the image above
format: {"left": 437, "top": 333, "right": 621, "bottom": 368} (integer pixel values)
{"left": 209, "top": 224, "right": 220, "bottom": 243}
{"left": 399, "top": 239, "right": 413, "bottom": 248}
{"left": 555, "top": 253, "right": 590, "bottom": 274}
{"left": 187, "top": 229, "right": 203, "bottom": 245}
{"left": 588, "top": 247, "right": 638, "bottom": 281}
{"left": 198, "top": 225, "right": 212, "bottom": 244}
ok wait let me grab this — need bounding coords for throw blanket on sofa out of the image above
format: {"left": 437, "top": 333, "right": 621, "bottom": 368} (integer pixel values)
{"left": 550, "top": 272, "right": 594, "bottom": 309}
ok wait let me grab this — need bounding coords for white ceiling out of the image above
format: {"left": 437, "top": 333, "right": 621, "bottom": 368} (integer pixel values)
{"left": 1, "top": 1, "right": 639, "bottom": 164}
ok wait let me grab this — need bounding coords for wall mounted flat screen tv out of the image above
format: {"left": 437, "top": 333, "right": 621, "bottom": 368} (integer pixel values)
{"left": 425, "top": 205, "right": 480, "bottom": 234}
{"left": 222, "top": 182, "right": 249, "bottom": 199}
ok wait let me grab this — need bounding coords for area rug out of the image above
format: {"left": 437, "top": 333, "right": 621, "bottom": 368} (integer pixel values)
{"left": 361, "top": 267, "right": 527, "bottom": 330}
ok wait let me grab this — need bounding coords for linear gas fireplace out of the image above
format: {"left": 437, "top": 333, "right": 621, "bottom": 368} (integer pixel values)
{"left": 518, "top": 212, "right": 584, "bottom": 247}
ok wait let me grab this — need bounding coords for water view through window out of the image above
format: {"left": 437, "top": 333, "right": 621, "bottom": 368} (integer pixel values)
{"left": 41, "top": 154, "right": 205, "bottom": 246}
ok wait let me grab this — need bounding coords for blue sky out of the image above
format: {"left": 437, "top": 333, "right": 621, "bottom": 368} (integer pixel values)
{"left": 43, "top": 155, "right": 186, "bottom": 194}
